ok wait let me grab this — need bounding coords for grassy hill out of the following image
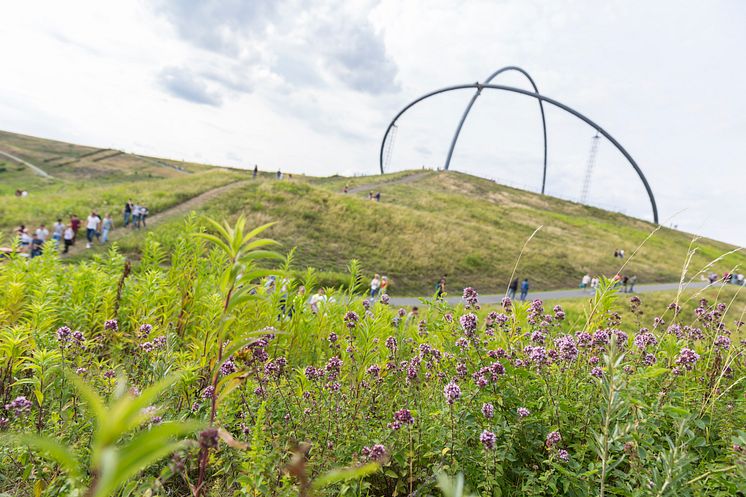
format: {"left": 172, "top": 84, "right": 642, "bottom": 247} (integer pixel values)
{"left": 2, "top": 130, "right": 743, "bottom": 295}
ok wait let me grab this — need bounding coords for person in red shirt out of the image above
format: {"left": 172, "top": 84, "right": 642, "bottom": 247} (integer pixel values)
{"left": 70, "top": 214, "right": 81, "bottom": 243}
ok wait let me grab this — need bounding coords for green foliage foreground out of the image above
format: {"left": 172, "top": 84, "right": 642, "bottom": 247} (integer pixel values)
{"left": 0, "top": 218, "right": 744, "bottom": 496}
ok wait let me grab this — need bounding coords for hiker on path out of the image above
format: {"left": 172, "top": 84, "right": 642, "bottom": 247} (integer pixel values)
{"left": 375, "top": 192, "right": 381, "bottom": 202}
{"left": 132, "top": 204, "right": 141, "bottom": 229}
{"left": 35, "top": 224, "right": 49, "bottom": 244}
{"left": 508, "top": 278, "right": 519, "bottom": 299}
{"left": 276, "top": 169, "right": 282, "bottom": 180}
{"left": 30, "top": 230, "right": 44, "bottom": 258}
{"left": 590, "top": 277, "right": 599, "bottom": 292}
{"left": 629, "top": 275, "right": 637, "bottom": 293}
{"left": 581, "top": 273, "right": 591, "bottom": 290}
{"left": 124, "top": 200, "right": 133, "bottom": 227}
{"left": 52, "top": 219, "right": 64, "bottom": 249}
{"left": 380, "top": 276, "right": 389, "bottom": 295}
{"left": 253, "top": 165, "right": 258, "bottom": 178}
{"left": 70, "top": 215, "right": 81, "bottom": 242}
{"left": 436, "top": 275, "right": 447, "bottom": 299}
{"left": 140, "top": 206, "right": 149, "bottom": 228}
{"left": 101, "top": 214, "right": 113, "bottom": 243}
{"left": 622, "top": 275, "right": 629, "bottom": 293}
{"left": 370, "top": 274, "right": 381, "bottom": 299}
{"left": 85, "top": 211, "right": 100, "bottom": 248}
{"left": 63, "top": 225, "right": 74, "bottom": 254}
{"left": 520, "top": 278, "right": 529, "bottom": 301}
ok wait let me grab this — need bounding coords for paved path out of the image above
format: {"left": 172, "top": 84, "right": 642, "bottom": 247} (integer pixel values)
{"left": 0, "top": 149, "right": 52, "bottom": 178}
{"left": 347, "top": 171, "right": 430, "bottom": 194}
{"left": 389, "top": 281, "right": 716, "bottom": 306}
{"left": 64, "top": 179, "right": 250, "bottom": 256}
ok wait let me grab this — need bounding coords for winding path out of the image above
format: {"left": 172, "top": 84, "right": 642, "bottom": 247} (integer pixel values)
{"left": 0, "top": 150, "right": 52, "bottom": 178}
{"left": 389, "top": 281, "right": 717, "bottom": 306}
{"left": 347, "top": 171, "right": 430, "bottom": 194}
{"left": 63, "top": 179, "right": 250, "bottom": 256}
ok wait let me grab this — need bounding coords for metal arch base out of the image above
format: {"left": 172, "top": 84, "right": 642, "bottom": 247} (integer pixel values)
{"left": 444, "top": 66, "right": 548, "bottom": 193}
{"left": 378, "top": 83, "right": 659, "bottom": 224}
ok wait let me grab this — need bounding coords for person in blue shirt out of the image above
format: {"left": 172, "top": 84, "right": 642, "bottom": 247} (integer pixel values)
{"left": 520, "top": 278, "right": 529, "bottom": 301}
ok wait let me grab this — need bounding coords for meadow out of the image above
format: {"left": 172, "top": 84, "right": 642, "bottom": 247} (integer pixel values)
{"left": 0, "top": 216, "right": 744, "bottom": 496}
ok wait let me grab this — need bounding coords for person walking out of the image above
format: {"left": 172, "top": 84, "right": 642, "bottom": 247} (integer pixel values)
{"left": 375, "top": 192, "right": 381, "bottom": 202}
{"left": 101, "top": 214, "right": 113, "bottom": 243}
{"left": 622, "top": 275, "right": 629, "bottom": 293}
{"left": 380, "top": 275, "right": 389, "bottom": 295}
{"left": 123, "top": 200, "right": 133, "bottom": 227}
{"left": 253, "top": 165, "right": 258, "bottom": 178}
{"left": 628, "top": 275, "right": 637, "bottom": 293}
{"left": 35, "top": 224, "right": 49, "bottom": 244}
{"left": 520, "top": 278, "right": 529, "bottom": 301}
{"left": 85, "top": 211, "right": 100, "bottom": 248}
{"left": 276, "top": 169, "right": 282, "bottom": 180}
{"left": 70, "top": 214, "right": 81, "bottom": 243}
{"left": 132, "top": 204, "right": 141, "bottom": 229}
{"left": 140, "top": 205, "right": 148, "bottom": 228}
{"left": 436, "top": 275, "right": 447, "bottom": 299}
{"left": 581, "top": 273, "right": 591, "bottom": 291}
{"left": 370, "top": 274, "right": 381, "bottom": 299}
{"left": 52, "top": 218, "right": 64, "bottom": 249}
{"left": 63, "top": 225, "right": 74, "bottom": 254}
{"left": 590, "top": 276, "right": 600, "bottom": 292}
{"left": 508, "top": 278, "right": 519, "bottom": 299}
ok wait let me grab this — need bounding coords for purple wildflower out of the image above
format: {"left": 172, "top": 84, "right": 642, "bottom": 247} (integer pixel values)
{"left": 5, "top": 396, "right": 32, "bottom": 415}
{"left": 480, "top": 430, "right": 497, "bottom": 450}
{"left": 675, "top": 347, "right": 700, "bottom": 371}
{"left": 517, "top": 407, "right": 530, "bottom": 417}
{"left": 482, "top": 403, "right": 494, "bottom": 419}
{"left": 714, "top": 335, "right": 731, "bottom": 350}
{"left": 545, "top": 431, "right": 562, "bottom": 447}
{"left": 344, "top": 311, "right": 359, "bottom": 329}
{"left": 202, "top": 386, "right": 215, "bottom": 399}
{"left": 462, "top": 287, "right": 479, "bottom": 308}
{"left": 362, "top": 444, "right": 388, "bottom": 462}
{"left": 443, "top": 381, "right": 461, "bottom": 404}
{"left": 104, "top": 319, "right": 118, "bottom": 331}
{"left": 56, "top": 326, "right": 72, "bottom": 343}
{"left": 558, "top": 449, "right": 570, "bottom": 462}
{"left": 460, "top": 313, "right": 478, "bottom": 336}
{"left": 220, "top": 358, "right": 237, "bottom": 376}
{"left": 590, "top": 367, "right": 604, "bottom": 378}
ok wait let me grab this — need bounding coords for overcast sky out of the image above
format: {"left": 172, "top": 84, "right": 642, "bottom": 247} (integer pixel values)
{"left": 1, "top": 1, "right": 744, "bottom": 246}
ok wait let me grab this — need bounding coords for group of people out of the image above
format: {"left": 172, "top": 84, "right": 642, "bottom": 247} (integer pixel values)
{"left": 507, "top": 278, "right": 531, "bottom": 301}
{"left": 613, "top": 248, "right": 626, "bottom": 258}
{"left": 367, "top": 191, "right": 381, "bottom": 202}
{"left": 123, "top": 200, "right": 149, "bottom": 230}
{"left": 13, "top": 211, "right": 114, "bottom": 256}
{"left": 370, "top": 274, "right": 390, "bottom": 298}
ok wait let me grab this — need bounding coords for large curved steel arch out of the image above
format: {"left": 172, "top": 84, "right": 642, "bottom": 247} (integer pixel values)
{"left": 379, "top": 83, "right": 659, "bottom": 224}
{"left": 444, "top": 66, "right": 548, "bottom": 193}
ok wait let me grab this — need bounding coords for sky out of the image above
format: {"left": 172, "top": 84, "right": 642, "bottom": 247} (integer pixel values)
{"left": 1, "top": 0, "right": 744, "bottom": 246}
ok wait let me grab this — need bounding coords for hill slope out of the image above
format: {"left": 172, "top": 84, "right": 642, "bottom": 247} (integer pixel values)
{"left": 2, "top": 130, "right": 743, "bottom": 295}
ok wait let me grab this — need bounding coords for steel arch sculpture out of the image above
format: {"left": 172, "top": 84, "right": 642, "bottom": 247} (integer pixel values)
{"left": 379, "top": 83, "right": 659, "bottom": 224}
{"left": 444, "top": 66, "right": 548, "bottom": 193}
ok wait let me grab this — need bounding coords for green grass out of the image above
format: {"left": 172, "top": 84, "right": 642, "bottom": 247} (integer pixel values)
{"left": 2, "top": 131, "right": 744, "bottom": 296}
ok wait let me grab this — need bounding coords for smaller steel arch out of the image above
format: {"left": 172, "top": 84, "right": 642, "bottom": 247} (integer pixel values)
{"left": 444, "top": 66, "right": 548, "bottom": 193}
{"left": 378, "top": 83, "right": 658, "bottom": 224}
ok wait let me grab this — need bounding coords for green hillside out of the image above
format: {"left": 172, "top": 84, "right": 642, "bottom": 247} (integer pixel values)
{"left": 2, "top": 130, "right": 743, "bottom": 295}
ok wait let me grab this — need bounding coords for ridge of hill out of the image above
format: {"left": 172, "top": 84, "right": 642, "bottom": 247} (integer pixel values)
{"left": 2, "top": 130, "right": 743, "bottom": 295}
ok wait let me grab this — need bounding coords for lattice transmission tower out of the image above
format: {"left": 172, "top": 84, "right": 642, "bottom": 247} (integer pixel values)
{"left": 580, "top": 133, "right": 600, "bottom": 204}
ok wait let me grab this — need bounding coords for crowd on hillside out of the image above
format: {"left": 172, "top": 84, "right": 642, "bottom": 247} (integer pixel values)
{"left": 4, "top": 199, "right": 150, "bottom": 257}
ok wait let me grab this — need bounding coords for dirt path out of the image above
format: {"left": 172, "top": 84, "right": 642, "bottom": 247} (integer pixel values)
{"left": 347, "top": 171, "right": 431, "bottom": 194}
{"left": 63, "top": 179, "right": 250, "bottom": 256}
{"left": 0, "top": 149, "right": 52, "bottom": 178}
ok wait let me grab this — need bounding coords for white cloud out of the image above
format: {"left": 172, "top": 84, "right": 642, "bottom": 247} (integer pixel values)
{"left": 0, "top": 0, "right": 744, "bottom": 246}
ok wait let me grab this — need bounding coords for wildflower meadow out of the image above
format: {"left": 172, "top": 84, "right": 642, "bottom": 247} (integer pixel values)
{"left": 0, "top": 217, "right": 744, "bottom": 496}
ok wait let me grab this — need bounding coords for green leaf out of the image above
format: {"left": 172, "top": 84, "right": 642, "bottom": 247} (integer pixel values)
{"left": 311, "top": 463, "right": 380, "bottom": 490}
{"left": 2, "top": 433, "right": 81, "bottom": 479}
{"left": 66, "top": 371, "right": 106, "bottom": 425}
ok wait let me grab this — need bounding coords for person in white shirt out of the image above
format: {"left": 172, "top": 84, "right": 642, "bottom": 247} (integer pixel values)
{"left": 52, "top": 219, "right": 64, "bottom": 249}
{"left": 581, "top": 273, "right": 591, "bottom": 291}
{"left": 85, "top": 211, "right": 100, "bottom": 248}
{"left": 63, "top": 226, "right": 74, "bottom": 253}
{"left": 35, "top": 224, "right": 49, "bottom": 242}
{"left": 370, "top": 274, "right": 381, "bottom": 299}
{"left": 309, "top": 288, "right": 328, "bottom": 313}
